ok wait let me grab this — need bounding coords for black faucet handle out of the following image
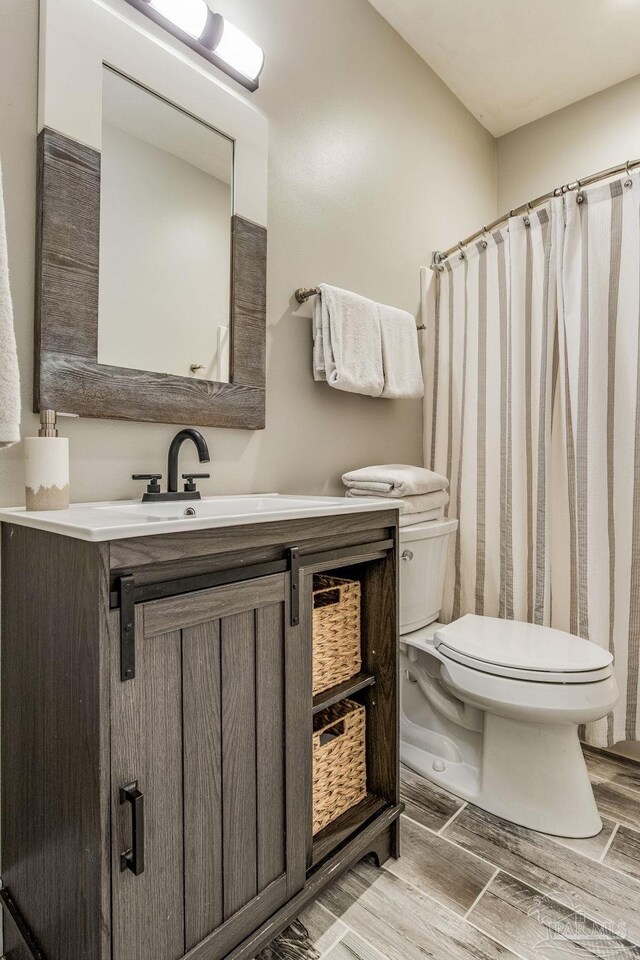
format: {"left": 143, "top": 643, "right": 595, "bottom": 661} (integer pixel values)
{"left": 132, "top": 474, "right": 163, "bottom": 495}
{"left": 182, "top": 473, "right": 210, "bottom": 493}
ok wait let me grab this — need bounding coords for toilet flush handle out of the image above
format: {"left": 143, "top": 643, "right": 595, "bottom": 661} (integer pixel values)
{"left": 401, "top": 549, "right": 414, "bottom": 562}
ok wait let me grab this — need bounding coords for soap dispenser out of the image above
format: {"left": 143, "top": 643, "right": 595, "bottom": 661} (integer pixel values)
{"left": 25, "top": 409, "right": 70, "bottom": 511}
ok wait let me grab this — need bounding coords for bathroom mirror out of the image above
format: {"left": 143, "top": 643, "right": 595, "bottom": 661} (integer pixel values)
{"left": 35, "top": 0, "right": 268, "bottom": 429}
{"left": 98, "top": 69, "right": 234, "bottom": 383}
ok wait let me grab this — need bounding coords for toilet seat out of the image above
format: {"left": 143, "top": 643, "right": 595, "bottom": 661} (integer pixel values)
{"left": 434, "top": 614, "right": 613, "bottom": 684}
{"left": 437, "top": 645, "right": 613, "bottom": 684}
{"left": 438, "top": 656, "right": 618, "bottom": 725}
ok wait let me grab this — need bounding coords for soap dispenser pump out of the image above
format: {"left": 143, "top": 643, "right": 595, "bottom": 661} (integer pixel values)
{"left": 24, "top": 409, "right": 70, "bottom": 511}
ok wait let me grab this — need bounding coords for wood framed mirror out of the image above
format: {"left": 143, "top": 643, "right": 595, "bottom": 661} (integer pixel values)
{"left": 35, "top": 0, "right": 268, "bottom": 430}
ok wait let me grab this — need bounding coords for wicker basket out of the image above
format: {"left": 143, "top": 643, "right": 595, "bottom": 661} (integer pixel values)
{"left": 312, "top": 575, "right": 361, "bottom": 696}
{"left": 312, "top": 699, "right": 367, "bottom": 835}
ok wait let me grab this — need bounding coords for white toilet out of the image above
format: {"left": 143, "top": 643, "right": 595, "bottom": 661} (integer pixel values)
{"left": 399, "top": 518, "right": 619, "bottom": 838}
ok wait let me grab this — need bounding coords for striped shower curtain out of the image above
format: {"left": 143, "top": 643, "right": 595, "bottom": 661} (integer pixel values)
{"left": 423, "top": 171, "right": 640, "bottom": 747}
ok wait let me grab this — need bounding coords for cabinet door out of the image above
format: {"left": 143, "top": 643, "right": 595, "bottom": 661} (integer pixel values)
{"left": 111, "top": 574, "right": 311, "bottom": 960}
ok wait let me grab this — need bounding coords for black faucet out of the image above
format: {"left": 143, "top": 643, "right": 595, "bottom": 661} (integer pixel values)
{"left": 168, "top": 429, "right": 210, "bottom": 494}
{"left": 133, "top": 429, "right": 211, "bottom": 502}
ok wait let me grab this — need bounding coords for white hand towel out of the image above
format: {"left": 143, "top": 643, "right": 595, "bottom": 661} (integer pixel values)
{"left": 342, "top": 464, "right": 448, "bottom": 497}
{"left": 316, "top": 284, "right": 384, "bottom": 397}
{"left": 0, "top": 160, "right": 20, "bottom": 448}
{"left": 400, "top": 509, "right": 444, "bottom": 527}
{"left": 312, "top": 295, "right": 327, "bottom": 382}
{"left": 379, "top": 303, "right": 424, "bottom": 400}
{"left": 345, "top": 488, "right": 449, "bottom": 515}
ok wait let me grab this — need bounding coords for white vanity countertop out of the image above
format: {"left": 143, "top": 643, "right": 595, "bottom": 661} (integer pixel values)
{"left": 0, "top": 494, "right": 399, "bottom": 542}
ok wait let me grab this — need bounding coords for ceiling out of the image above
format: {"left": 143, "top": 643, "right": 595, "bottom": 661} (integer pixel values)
{"left": 368, "top": 0, "right": 640, "bottom": 137}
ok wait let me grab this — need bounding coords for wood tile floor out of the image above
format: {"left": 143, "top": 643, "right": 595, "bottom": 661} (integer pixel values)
{"left": 257, "top": 747, "right": 640, "bottom": 960}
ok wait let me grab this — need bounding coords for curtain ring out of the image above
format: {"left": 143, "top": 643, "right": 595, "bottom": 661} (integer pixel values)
{"left": 457, "top": 241, "right": 466, "bottom": 261}
{"left": 480, "top": 227, "right": 488, "bottom": 250}
{"left": 624, "top": 160, "right": 633, "bottom": 189}
{"left": 523, "top": 202, "right": 532, "bottom": 227}
{"left": 575, "top": 181, "right": 585, "bottom": 204}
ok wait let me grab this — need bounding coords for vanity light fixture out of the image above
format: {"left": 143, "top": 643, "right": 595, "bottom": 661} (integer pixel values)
{"left": 147, "top": 0, "right": 209, "bottom": 38}
{"left": 124, "top": 0, "right": 265, "bottom": 91}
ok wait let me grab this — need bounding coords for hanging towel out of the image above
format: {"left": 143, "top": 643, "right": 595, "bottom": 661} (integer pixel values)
{"left": 345, "top": 488, "right": 449, "bottom": 515}
{"left": 379, "top": 303, "right": 424, "bottom": 399}
{"left": 0, "top": 160, "right": 20, "bottom": 448}
{"left": 400, "top": 509, "right": 444, "bottom": 527}
{"left": 313, "top": 284, "right": 384, "bottom": 396}
{"left": 342, "top": 464, "right": 449, "bottom": 497}
{"left": 312, "top": 295, "right": 327, "bottom": 382}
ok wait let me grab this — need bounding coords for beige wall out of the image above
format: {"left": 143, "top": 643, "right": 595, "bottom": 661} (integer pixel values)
{"left": 0, "top": 0, "right": 495, "bottom": 507}
{"left": 497, "top": 73, "right": 640, "bottom": 213}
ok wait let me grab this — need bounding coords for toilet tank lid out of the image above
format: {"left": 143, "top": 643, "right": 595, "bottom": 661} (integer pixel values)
{"left": 399, "top": 518, "right": 458, "bottom": 542}
{"left": 435, "top": 614, "right": 613, "bottom": 673}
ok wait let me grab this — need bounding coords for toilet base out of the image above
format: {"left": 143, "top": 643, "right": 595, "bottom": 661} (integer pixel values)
{"left": 401, "top": 712, "right": 603, "bottom": 838}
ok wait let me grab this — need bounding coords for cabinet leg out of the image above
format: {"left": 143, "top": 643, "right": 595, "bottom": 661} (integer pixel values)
{"left": 364, "top": 823, "right": 397, "bottom": 868}
{"left": 391, "top": 817, "right": 401, "bottom": 859}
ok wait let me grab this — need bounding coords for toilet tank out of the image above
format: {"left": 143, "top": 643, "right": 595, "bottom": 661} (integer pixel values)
{"left": 399, "top": 519, "right": 458, "bottom": 635}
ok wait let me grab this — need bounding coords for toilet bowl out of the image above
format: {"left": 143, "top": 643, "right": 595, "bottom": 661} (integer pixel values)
{"left": 399, "top": 519, "right": 618, "bottom": 838}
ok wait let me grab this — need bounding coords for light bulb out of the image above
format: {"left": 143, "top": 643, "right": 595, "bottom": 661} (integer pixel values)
{"left": 214, "top": 18, "right": 264, "bottom": 83}
{"left": 148, "top": 0, "right": 209, "bottom": 39}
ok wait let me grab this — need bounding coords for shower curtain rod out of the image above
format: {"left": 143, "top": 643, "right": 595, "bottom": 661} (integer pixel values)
{"left": 431, "top": 155, "right": 640, "bottom": 268}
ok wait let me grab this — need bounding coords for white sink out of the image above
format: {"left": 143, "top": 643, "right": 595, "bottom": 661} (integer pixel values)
{"left": 95, "top": 495, "right": 316, "bottom": 520}
{"left": 0, "top": 494, "right": 398, "bottom": 542}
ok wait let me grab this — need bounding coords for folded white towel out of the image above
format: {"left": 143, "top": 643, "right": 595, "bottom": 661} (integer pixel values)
{"left": 346, "top": 488, "right": 449, "bottom": 515}
{"left": 343, "top": 464, "right": 449, "bottom": 497}
{"left": 400, "top": 509, "right": 444, "bottom": 527}
{"left": 379, "top": 303, "right": 424, "bottom": 400}
{"left": 0, "top": 159, "right": 20, "bottom": 448}
{"left": 313, "top": 284, "right": 384, "bottom": 397}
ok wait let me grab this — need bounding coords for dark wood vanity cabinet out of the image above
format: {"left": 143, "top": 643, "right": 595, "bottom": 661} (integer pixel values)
{"left": 1, "top": 510, "right": 401, "bottom": 960}
{"left": 112, "top": 576, "right": 308, "bottom": 960}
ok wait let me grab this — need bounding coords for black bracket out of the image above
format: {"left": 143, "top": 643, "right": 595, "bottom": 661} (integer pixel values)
{"left": 119, "top": 575, "right": 136, "bottom": 681}
{"left": 287, "top": 546, "right": 300, "bottom": 626}
{"left": 0, "top": 886, "right": 45, "bottom": 960}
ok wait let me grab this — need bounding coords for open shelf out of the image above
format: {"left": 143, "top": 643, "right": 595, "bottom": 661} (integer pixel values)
{"left": 308, "top": 548, "right": 398, "bottom": 868}
{"left": 312, "top": 671, "right": 376, "bottom": 716}
{"left": 310, "top": 793, "right": 388, "bottom": 870}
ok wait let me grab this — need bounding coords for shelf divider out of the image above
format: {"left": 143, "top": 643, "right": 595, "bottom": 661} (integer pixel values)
{"left": 312, "top": 671, "right": 376, "bottom": 716}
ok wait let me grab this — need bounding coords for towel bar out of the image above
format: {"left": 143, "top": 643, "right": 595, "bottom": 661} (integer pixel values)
{"left": 295, "top": 286, "right": 321, "bottom": 303}
{"left": 294, "top": 287, "right": 426, "bottom": 329}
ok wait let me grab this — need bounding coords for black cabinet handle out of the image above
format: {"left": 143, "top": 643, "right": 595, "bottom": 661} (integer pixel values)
{"left": 120, "top": 780, "right": 145, "bottom": 876}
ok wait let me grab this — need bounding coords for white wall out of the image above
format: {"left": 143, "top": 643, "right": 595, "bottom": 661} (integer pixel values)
{"left": 497, "top": 73, "right": 640, "bottom": 213}
{"left": 0, "top": 0, "right": 496, "bottom": 507}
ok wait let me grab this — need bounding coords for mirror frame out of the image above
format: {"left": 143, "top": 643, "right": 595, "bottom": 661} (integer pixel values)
{"left": 35, "top": 0, "right": 268, "bottom": 430}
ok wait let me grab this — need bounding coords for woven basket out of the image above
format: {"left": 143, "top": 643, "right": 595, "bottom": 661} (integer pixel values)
{"left": 312, "top": 699, "right": 367, "bottom": 835}
{"left": 312, "top": 575, "right": 361, "bottom": 696}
